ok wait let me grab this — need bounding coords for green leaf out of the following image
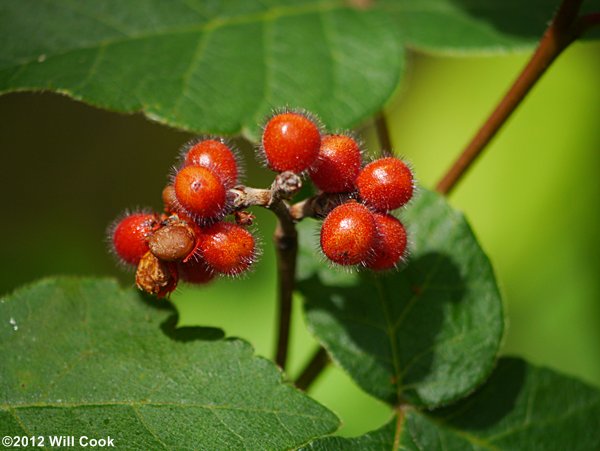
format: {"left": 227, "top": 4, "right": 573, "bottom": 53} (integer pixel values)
{"left": 0, "top": 1, "right": 404, "bottom": 137}
{"left": 304, "top": 358, "right": 600, "bottom": 450}
{"left": 0, "top": 277, "right": 339, "bottom": 449}
{"left": 297, "top": 189, "right": 504, "bottom": 407}
{"left": 1, "top": 0, "right": 598, "bottom": 136}
{"left": 379, "top": 0, "right": 600, "bottom": 54}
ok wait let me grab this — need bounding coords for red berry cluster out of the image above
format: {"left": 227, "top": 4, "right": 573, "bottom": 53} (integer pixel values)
{"left": 260, "top": 110, "right": 414, "bottom": 270}
{"left": 109, "top": 109, "right": 415, "bottom": 297}
{"left": 109, "top": 138, "right": 256, "bottom": 297}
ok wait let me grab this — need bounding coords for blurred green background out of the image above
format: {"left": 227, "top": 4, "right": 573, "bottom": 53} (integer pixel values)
{"left": 1, "top": 41, "right": 599, "bottom": 436}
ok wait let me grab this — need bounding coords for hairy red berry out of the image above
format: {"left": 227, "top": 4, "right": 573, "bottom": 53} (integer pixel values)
{"left": 356, "top": 157, "right": 414, "bottom": 211}
{"left": 178, "top": 258, "right": 215, "bottom": 284}
{"left": 110, "top": 212, "right": 158, "bottom": 265}
{"left": 320, "top": 202, "right": 376, "bottom": 266}
{"left": 367, "top": 213, "right": 408, "bottom": 270}
{"left": 184, "top": 139, "right": 239, "bottom": 187}
{"left": 261, "top": 111, "right": 321, "bottom": 173}
{"left": 174, "top": 165, "right": 227, "bottom": 220}
{"left": 197, "top": 222, "right": 256, "bottom": 276}
{"left": 309, "top": 134, "right": 362, "bottom": 193}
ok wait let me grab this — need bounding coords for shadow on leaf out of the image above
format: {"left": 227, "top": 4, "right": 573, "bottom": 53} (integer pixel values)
{"left": 301, "top": 251, "right": 466, "bottom": 405}
{"left": 431, "top": 357, "right": 527, "bottom": 430}
{"left": 160, "top": 314, "right": 225, "bottom": 342}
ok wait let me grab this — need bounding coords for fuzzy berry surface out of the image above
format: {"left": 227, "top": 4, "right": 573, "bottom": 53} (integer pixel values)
{"left": 184, "top": 139, "right": 239, "bottom": 187}
{"left": 261, "top": 112, "right": 321, "bottom": 173}
{"left": 110, "top": 213, "right": 157, "bottom": 265}
{"left": 178, "top": 258, "right": 215, "bottom": 284}
{"left": 367, "top": 213, "right": 408, "bottom": 270}
{"left": 309, "top": 134, "right": 362, "bottom": 193}
{"left": 357, "top": 157, "right": 414, "bottom": 211}
{"left": 320, "top": 202, "right": 376, "bottom": 266}
{"left": 197, "top": 222, "right": 256, "bottom": 276}
{"left": 174, "top": 165, "right": 227, "bottom": 220}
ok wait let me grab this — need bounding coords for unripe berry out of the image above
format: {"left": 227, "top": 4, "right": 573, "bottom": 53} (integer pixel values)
{"left": 309, "top": 134, "right": 362, "bottom": 193}
{"left": 197, "top": 222, "right": 256, "bottom": 276}
{"left": 184, "top": 139, "right": 239, "bottom": 187}
{"left": 110, "top": 212, "right": 158, "bottom": 265}
{"left": 178, "top": 258, "right": 215, "bottom": 284}
{"left": 356, "top": 157, "right": 414, "bottom": 211}
{"left": 174, "top": 165, "right": 227, "bottom": 221}
{"left": 367, "top": 213, "right": 408, "bottom": 270}
{"left": 261, "top": 111, "right": 321, "bottom": 173}
{"left": 320, "top": 202, "right": 376, "bottom": 266}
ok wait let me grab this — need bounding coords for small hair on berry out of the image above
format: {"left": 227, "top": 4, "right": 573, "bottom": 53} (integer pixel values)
{"left": 196, "top": 221, "right": 260, "bottom": 277}
{"left": 107, "top": 209, "right": 159, "bottom": 268}
{"left": 259, "top": 107, "right": 323, "bottom": 174}
{"left": 366, "top": 212, "right": 409, "bottom": 270}
{"left": 356, "top": 156, "right": 415, "bottom": 212}
{"left": 179, "top": 135, "right": 244, "bottom": 188}
{"left": 309, "top": 132, "right": 363, "bottom": 193}
{"left": 178, "top": 256, "right": 216, "bottom": 285}
{"left": 320, "top": 201, "right": 377, "bottom": 266}
{"left": 172, "top": 165, "right": 229, "bottom": 224}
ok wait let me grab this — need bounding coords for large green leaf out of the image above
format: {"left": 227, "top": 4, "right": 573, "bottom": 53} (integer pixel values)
{"left": 1, "top": 1, "right": 598, "bottom": 137}
{"left": 0, "top": 1, "right": 404, "bottom": 137}
{"left": 0, "top": 277, "right": 339, "bottom": 449}
{"left": 297, "top": 189, "right": 504, "bottom": 407}
{"left": 304, "top": 358, "right": 600, "bottom": 450}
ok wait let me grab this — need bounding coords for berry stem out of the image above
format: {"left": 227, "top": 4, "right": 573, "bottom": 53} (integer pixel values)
{"left": 436, "top": 0, "right": 594, "bottom": 196}
{"left": 273, "top": 221, "right": 297, "bottom": 370}
{"left": 289, "top": 192, "right": 352, "bottom": 221}
{"left": 295, "top": 346, "right": 330, "bottom": 391}
{"left": 374, "top": 110, "right": 393, "bottom": 157}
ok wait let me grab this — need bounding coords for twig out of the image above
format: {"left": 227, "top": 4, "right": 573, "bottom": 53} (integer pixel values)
{"left": 295, "top": 346, "right": 330, "bottom": 391}
{"left": 374, "top": 111, "right": 394, "bottom": 157}
{"left": 211, "top": 173, "right": 304, "bottom": 370}
{"left": 436, "top": 0, "right": 594, "bottom": 195}
{"left": 266, "top": 173, "right": 301, "bottom": 370}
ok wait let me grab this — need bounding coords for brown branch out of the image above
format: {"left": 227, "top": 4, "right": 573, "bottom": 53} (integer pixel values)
{"left": 295, "top": 346, "right": 330, "bottom": 391}
{"left": 374, "top": 110, "right": 394, "bottom": 157}
{"left": 205, "top": 172, "right": 303, "bottom": 371}
{"left": 273, "top": 222, "right": 297, "bottom": 370}
{"left": 436, "top": 0, "right": 589, "bottom": 195}
{"left": 264, "top": 173, "right": 302, "bottom": 370}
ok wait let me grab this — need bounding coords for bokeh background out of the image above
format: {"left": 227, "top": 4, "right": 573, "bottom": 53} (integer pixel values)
{"left": 1, "top": 41, "right": 599, "bottom": 436}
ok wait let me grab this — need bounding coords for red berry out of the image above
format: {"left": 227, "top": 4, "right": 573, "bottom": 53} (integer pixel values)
{"left": 261, "top": 111, "right": 321, "bottom": 173}
{"left": 110, "top": 212, "right": 158, "bottom": 265}
{"left": 178, "top": 258, "right": 215, "bottom": 284}
{"left": 197, "top": 222, "right": 256, "bottom": 276}
{"left": 174, "top": 165, "right": 227, "bottom": 220}
{"left": 309, "top": 134, "right": 362, "bottom": 193}
{"left": 367, "top": 213, "right": 408, "bottom": 270}
{"left": 320, "top": 202, "right": 376, "bottom": 266}
{"left": 184, "top": 139, "right": 239, "bottom": 187}
{"left": 356, "top": 157, "right": 414, "bottom": 211}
